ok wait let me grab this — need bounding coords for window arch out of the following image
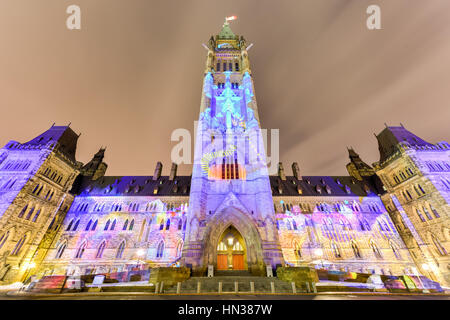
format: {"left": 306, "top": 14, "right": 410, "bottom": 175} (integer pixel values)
{"left": 18, "top": 204, "right": 28, "bottom": 218}
{"left": 72, "top": 219, "right": 80, "bottom": 231}
{"left": 11, "top": 234, "right": 27, "bottom": 256}
{"left": 176, "top": 241, "right": 183, "bottom": 257}
{"left": 165, "top": 219, "right": 171, "bottom": 230}
{"left": 351, "top": 241, "right": 361, "bottom": 258}
{"left": 156, "top": 241, "right": 164, "bottom": 258}
{"left": 129, "top": 219, "right": 134, "bottom": 231}
{"left": 104, "top": 219, "right": 110, "bottom": 231}
{"left": 85, "top": 220, "right": 92, "bottom": 231}
{"left": 31, "top": 209, "right": 41, "bottom": 222}
{"left": 331, "top": 241, "right": 341, "bottom": 258}
{"left": 110, "top": 219, "right": 116, "bottom": 231}
{"left": 294, "top": 241, "right": 302, "bottom": 259}
{"left": 66, "top": 219, "right": 74, "bottom": 231}
{"left": 389, "top": 241, "right": 401, "bottom": 259}
{"left": 75, "top": 242, "right": 87, "bottom": 259}
{"left": 370, "top": 240, "right": 382, "bottom": 259}
{"left": 116, "top": 241, "right": 126, "bottom": 259}
{"left": 91, "top": 220, "right": 98, "bottom": 231}
{"left": 432, "top": 235, "right": 447, "bottom": 256}
{"left": 0, "top": 231, "right": 10, "bottom": 249}
{"left": 96, "top": 241, "right": 106, "bottom": 259}
{"left": 55, "top": 242, "right": 67, "bottom": 259}
{"left": 123, "top": 219, "right": 129, "bottom": 230}
{"left": 25, "top": 206, "right": 35, "bottom": 220}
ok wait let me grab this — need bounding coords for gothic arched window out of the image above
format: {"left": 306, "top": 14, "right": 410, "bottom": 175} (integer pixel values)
{"left": 432, "top": 235, "right": 447, "bottom": 256}
{"left": 55, "top": 242, "right": 67, "bottom": 259}
{"left": 123, "top": 219, "right": 129, "bottom": 230}
{"left": 75, "top": 242, "right": 87, "bottom": 259}
{"left": 11, "top": 234, "right": 27, "bottom": 256}
{"left": 156, "top": 241, "right": 164, "bottom": 258}
{"left": 0, "top": 231, "right": 10, "bottom": 249}
{"left": 370, "top": 241, "right": 382, "bottom": 259}
{"left": 104, "top": 219, "right": 111, "bottom": 231}
{"left": 85, "top": 220, "right": 92, "bottom": 231}
{"left": 116, "top": 241, "right": 125, "bottom": 259}
{"left": 96, "top": 241, "right": 106, "bottom": 259}
{"left": 351, "top": 241, "right": 361, "bottom": 258}
{"left": 331, "top": 241, "right": 341, "bottom": 258}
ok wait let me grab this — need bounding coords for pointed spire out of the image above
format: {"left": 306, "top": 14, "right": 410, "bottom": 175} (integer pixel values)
{"left": 218, "top": 17, "right": 237, "bottom": 39}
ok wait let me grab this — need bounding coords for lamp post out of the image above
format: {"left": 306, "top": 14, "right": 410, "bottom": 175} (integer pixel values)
{"left": 136, "top": 249, "right": 145, "bottom": 270}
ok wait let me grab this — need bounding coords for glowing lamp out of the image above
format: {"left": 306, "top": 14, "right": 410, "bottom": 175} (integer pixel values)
{"left": 314, "top": 249, "right": 323, "bottom": 257}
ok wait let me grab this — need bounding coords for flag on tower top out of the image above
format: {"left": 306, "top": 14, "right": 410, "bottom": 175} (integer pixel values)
{"left": 225, "top": 16, "right": 237, "bottom": 22}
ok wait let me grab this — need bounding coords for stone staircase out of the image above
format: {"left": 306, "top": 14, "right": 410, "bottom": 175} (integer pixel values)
{"left": 164, "top": 271, "right": 305, "bottom": 294}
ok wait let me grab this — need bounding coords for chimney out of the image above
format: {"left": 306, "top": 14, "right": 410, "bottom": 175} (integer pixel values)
{"left": 169, "top": 163, "right": 178, "bottom": 181}
{"left": 292, "top": 162, "right": 300, "bottom": 180}
{"left": 153, "top": 162, "right": 162, "bottom": 180}
{"left": 278, "top": 162, "right": 286, "bottom": 180}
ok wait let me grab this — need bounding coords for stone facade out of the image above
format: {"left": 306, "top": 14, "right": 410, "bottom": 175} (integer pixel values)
{"left": 0, "top": 126, "right": 80, "bottom": 283}
{"left": 0, "top": 22, "right": 448, "bottom": 286}
{"left": 373, "top": 125, "right": 450, "bottom": 286}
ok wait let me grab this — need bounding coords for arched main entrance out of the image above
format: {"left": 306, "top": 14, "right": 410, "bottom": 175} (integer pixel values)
{"left": 216, "top": 226, "right": 246, "bottom": 270}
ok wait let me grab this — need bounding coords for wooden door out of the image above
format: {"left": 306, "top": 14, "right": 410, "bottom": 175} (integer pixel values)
{"left": 232, "top": 254, "right": 245, "bottom": 270}
{"left": 217, "top": 254, "right": 228, "bottom": 270}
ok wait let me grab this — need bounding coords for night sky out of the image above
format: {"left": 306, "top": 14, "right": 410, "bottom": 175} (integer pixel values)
{"left": 0, "top": 0, "right": 449, "bottom": 177}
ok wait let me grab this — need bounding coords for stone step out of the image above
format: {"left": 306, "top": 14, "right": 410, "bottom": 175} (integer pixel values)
{"left": 164, "top": 276, "right": 303, "bottom": 294}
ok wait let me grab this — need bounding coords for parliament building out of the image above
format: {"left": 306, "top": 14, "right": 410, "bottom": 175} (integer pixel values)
{"left": 0, "top": 21, "right": 448, "bottom": 287}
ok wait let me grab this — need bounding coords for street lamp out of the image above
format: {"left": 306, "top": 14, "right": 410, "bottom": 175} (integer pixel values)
{"left": 136, "top": 249, "right": 145, "bottom": 269}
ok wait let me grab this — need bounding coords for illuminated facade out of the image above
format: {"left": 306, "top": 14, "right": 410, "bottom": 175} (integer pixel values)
{"left": 0, "top": 22, "right": 448, "bottom": 286}
{"left": 373, "top": 126, "right": 450, "bottom": 286}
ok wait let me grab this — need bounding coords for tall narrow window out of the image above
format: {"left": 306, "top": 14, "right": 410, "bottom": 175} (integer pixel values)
{"left": 156, "top": 241, "right": 164, "bottom": 258}
{"left": 25, "top": 207, "right": 35, "bottom": 220}
{"left": 422, "top": 206, "right": 432, "bottom": 220}
{"left": 116, "top": 241, "right": 125, "bottom": 259}
{"left": 75, "top": 242, "right": 87, "bottom": 259}
{"left": 11, "top": 234, "right": 27, "bottom": 256}
{"left": 18, "top": 205, "right": 28, "bottom": 218}
{"left": 31, "top": 209, "right": 41, "bottom": 223}
{"left": 92, "top": 220, "right": 98, "bottom": 231}
{"left": 55, "top": 242, "right": 66, "bottom": 259}
{"left": 390, "top": 241, "right": 401, "bottom": 259}
{"left": 331, "top": 241, "right": 341, "bottom": 258}
{"left": 176, "top": 241, "right": 183, "bottom": 257}
{"left": 429, "top": 205, "right": 440, "bottom": 218}
{"left": 370, "top": 241, "right": 382, "bottom": 259}
{"left": 85, "top": 220, "right": 92, "bottom": 231}
{"left": 432, "top": 235, "right": 447, "bottom": 256}
{"left": 72, "top": 220, "right": 80, "bottom": 231}
{"left": 129, "top": 219, "right": 134, "bottom": 231}
{"left": 0, "top": 231, "right": 9, "bottom": 249}
{"left": 416, "top": 208, "right": 426, "bottom": 222}
{"left": 104, "top": 220, "right": 110, "bottom": 231}
{"left": 66, "top": 219, "right": 74, "bottom": 231}
{"left": 351, "top": 241, "right": 362, "bottom": 258}
{"left": 110, "top": 219, "right": 116, "bottom": 231}
{"left": 123, "top": 219, "right": 129, "bottom": 230}
{"left": 166, "top": 219, "right": 171, "bottom": 230}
